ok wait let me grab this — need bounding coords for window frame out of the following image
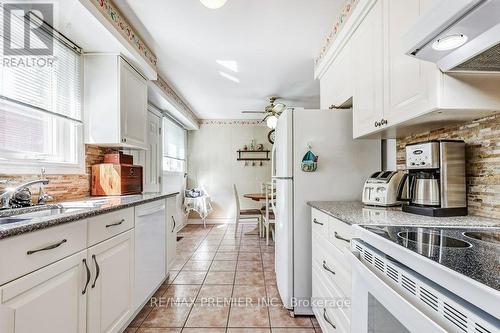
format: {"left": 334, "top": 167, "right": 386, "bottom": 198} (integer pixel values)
{"left": 162, "top": 116, "right": 187, "bottom": 174}
{"left": 0, "top": 41, "right": 85, "bottom": 175}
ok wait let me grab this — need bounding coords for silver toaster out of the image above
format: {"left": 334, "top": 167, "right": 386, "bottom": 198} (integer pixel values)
{"left": 362, "top": 171, "right": 403, "bottom": 207}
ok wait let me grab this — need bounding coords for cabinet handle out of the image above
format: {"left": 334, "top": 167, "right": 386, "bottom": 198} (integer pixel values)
{"left": 329, "top": 104, "right": 350, "bottom": 110}
{"left": 91, "top": 254, "right": 100, "bottom": 289}
{"left": 323, "top": 308, "right": 336, "bottom": 329}
{"left": 313, "top": 218, "right": 324, "bottom": 226}
{"left": 27, "top": 239, "right": 67, "bottom": 255}
{"left": 334, "top": 231, "right": 350, "bottom": 243}
{"left": 82, "top": 259, "right": 91, "bottom": 295}
{"left": 171, "top": 216, "right": 176, "bottom": 233}
{"left": 374, "top": 121, "right": 379, "bottom": 128}
{"left": 106, "top": 219, "right": 125, "bottom": 228}
{"left": 381, "top": 118, "right": 388, "bottom": 125}
{"left": 322, "top": 260, "right": 336, "bottom": 275}
{"left": 121, "top": 138, "right": 127, "bottom": 143}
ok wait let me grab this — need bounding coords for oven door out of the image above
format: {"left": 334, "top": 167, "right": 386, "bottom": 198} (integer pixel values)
{"left": 346, "top": 249, "right": 447, "bottom": 333}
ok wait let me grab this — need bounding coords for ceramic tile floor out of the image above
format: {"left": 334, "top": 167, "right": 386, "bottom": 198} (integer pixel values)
{"left": 126, "top": 224, "right": 322, "bottom": 333}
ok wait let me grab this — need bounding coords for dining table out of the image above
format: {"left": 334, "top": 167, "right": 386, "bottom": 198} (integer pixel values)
{"left": 242, "top": 190, "right": 276, "bottom": 235}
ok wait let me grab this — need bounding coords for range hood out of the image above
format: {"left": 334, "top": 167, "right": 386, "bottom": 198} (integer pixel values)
{"left": 404, "top": 0, "right": 500, "bottom": 72}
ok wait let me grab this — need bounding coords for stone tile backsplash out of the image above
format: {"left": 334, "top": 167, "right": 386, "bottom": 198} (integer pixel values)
{"left": 396, "top": 114, "right": 500, "bottom": 219}
{"left": 0, "top": 145, "right": 118, "bottom": 202}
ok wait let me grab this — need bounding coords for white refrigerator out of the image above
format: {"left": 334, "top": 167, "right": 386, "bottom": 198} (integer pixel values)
{"left": 272, "top": 108, "right": 381, "bottom": 315}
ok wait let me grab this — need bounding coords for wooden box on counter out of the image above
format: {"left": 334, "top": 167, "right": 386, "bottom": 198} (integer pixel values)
{"left": 91, "top": 164, "right": 143, "bottom": 196}
{"left": 103, "top": 152, "right": 134, "bottom": 165}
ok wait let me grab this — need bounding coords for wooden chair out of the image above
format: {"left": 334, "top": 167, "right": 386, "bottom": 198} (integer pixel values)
{"left": 234, "top": 184, "right": 262, "bottom": 237}
{"left": 261, "top": 186, "right": 275, "bottom": 245}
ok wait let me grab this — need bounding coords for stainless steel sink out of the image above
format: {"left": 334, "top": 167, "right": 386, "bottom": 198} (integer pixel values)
{"left": 17, "top": 207, "right": 88, "bottom": 219}
{"left": 398, "top": 231, "right": 472, "bottom": 248}
{"left": 463, "top": 231, "right": 500, "bottom": 246}
{"left": 0, "top": 204, "right": 92, "bottom": 225}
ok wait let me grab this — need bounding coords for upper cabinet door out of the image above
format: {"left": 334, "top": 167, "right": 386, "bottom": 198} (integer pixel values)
{"left": 352, "top": 0, "right": 384, "bottom": 138}
{"left": 120, "top": 58, "right": 148, "bottom": 149}
{"left": 383, "top": 0, "right": 437, "bottom": 124}
{"left": 0, "top": 251, "right": 87, "bottom": 333}
{"left": 320, "top": 43, "right": 353, "bottom": 110}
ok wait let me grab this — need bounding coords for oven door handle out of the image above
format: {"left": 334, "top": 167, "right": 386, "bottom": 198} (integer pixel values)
{"left": 344, "top": 247, "right": 448, "bottom": 333}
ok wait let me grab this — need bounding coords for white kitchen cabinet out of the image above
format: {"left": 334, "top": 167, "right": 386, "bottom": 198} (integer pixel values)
{"left": 351, "top": 0, "right": 384, "bottom": 137}
{"left": 165, "top": 195, "right": 178, "bottom": 273}
{"left": 87, "top": 230, "right": 134, "bottom": 333}
{"left": 352, "top": 0, "right": 500, "bottom": 138}
{"left": 317, "top": 0, "right": 500, "bottom": 139}
{"left": 84, "top": 54, "right": 148, "bottom": 149}
{"left": 320, "top": 43, "right": 353, "bottom": 110}
{"left": 311, "top": 208, "right": 353, "bottom": 333}
{"left": 0, "top": 251, "right": 87, "bottom": 333}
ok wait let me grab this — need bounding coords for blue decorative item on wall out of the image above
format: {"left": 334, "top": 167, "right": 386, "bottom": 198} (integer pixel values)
{"left": 301, "top": 146, "right": 318, "bottom": 172}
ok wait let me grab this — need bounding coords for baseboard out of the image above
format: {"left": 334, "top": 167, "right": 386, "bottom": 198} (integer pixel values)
{"left": 188, "top": 218, "right": 259, "bottom": 225}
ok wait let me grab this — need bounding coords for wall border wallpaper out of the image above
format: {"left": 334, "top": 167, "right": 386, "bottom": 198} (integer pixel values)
{"left": 153, "top": 75, "right": 199, "bottom": 125}
{"left": 88, "top": 0, "right": 157, "bottom": 68}
{"left": 315, "top": 0, "right": 360, "bottom": 67}
{"left": 199, "top": 119, "right": 266, "bottom": 126}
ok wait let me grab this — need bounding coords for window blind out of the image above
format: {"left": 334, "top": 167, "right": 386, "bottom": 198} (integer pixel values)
{"left": 163, "top": 117, "right": 186, "bottom": 172}
{"left": 0, "top": 6, "right": 83, "bottom": 166}
{"left": 0, "top": 7, "right": 82, "bottom": 121}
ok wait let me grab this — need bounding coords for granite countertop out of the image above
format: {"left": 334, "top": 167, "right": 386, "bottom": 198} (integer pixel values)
{"left": 0, "top": 192, "right": 179, "bottom": 240}
{"left": 359, "top": 224, "right": 500, "bottom": 291}
{"left": 307, "top": 201, "right": 500, "bottom": 228}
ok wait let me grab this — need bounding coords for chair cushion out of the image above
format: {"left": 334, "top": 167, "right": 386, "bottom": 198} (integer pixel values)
{"left": 240, "top": 209, "right": 262, "bottom": 216}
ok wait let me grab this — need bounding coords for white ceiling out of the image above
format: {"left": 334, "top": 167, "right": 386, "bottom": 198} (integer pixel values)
{"left": 116, "top": 0, "right": 343, "bottom": 119}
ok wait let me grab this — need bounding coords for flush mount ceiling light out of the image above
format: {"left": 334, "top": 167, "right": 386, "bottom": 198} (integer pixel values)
{"left": 432, "top": 34, "right": 468, "bottom": 51}
{"left": 200, "top": 0, "right": 227, "bottom": 9}
{"left": 266, "top": 115, "right": 278, "bottom": 129}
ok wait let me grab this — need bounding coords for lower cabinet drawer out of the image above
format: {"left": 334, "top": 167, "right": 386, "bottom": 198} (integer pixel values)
{"left": 0, "top": 219, "right": 88, "bottom": 286}
{"left": 312, "top": 265, "right": 350, "bottom": 333}
{"left": 328, "top": 217, "right": 353, "bottom": 252}
{"left": 312, "top": 230, "right": 351, "bottom": 298}
{"left": 312, "top": 208, "right": 329, "bottom": 236}
{"left": 87, "top": 208, "right": 134, "bottom": 246}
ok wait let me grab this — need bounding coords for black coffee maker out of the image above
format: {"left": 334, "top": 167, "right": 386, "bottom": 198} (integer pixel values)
{"left": 397, "top": 140, "right": 467, "bottom": 217}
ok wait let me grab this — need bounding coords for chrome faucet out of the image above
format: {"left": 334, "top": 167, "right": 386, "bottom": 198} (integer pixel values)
{"left": 0, "top": 172, "right": 51, "bottom": 209}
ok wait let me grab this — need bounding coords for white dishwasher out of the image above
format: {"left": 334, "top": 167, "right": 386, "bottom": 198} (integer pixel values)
{"left": 134, "top": 200, "right": 166, "bottom": 310}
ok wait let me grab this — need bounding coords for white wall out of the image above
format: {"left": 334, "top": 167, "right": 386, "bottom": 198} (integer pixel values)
{"left": 187, "top": 121, "right": 272, "bottom": 221}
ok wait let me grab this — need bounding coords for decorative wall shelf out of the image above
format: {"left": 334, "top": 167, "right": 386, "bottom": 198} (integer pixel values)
{"left": 237, "top": 150, "right": 271, "bottom": 161}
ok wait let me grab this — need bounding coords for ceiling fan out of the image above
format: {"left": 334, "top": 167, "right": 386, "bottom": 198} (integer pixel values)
{"left": 241, "top": 96, "right": 287, "bottom": 128}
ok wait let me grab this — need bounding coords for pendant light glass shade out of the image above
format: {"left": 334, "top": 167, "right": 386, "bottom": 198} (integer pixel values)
{"left": 200, "top": 0, "right": 227, "bottom": 9}
{"left": 266, "top": 115, "right": 278, "bottom": 129}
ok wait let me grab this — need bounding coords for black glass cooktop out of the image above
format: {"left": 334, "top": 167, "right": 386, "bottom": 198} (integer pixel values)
{"left": 360, "top": 225, "right": 500, "bottom": 291}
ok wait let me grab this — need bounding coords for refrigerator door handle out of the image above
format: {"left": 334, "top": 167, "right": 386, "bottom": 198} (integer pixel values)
{"left": 271, "top": 144, "right": 277, "bottom": 178}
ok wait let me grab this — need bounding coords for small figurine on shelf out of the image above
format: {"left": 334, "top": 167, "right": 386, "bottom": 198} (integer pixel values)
{"left": 250, "top": 139, "right": 255, "bottom": 151}
{"left": 256, "top": 143, "right": 264, "bottom": 151}
{"left": 243, "top": 145, "right": 248, "bottom": 151}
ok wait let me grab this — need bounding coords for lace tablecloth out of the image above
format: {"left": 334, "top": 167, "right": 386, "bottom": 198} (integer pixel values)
{"left": 184, "top": 195, "right": 213, "bottom": 219}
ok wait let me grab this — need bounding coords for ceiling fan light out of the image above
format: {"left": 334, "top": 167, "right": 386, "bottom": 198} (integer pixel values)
{"left": 266, "top": 115, "right": 278, "bottom": 129}
{"left": 200, "top": 0, "right": 227, "bottom": 9}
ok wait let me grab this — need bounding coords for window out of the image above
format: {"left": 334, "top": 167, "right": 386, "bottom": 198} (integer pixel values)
{"left": 163, "top": 117, "right": 186, "bottom": 173}
{"left": 0, "top": 6, "right": 83, "bottom": 173}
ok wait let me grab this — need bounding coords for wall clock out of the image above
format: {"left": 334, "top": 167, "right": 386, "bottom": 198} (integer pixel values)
{"left": 268, "top": 129, "right": 275, "bottom": 144}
